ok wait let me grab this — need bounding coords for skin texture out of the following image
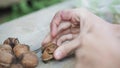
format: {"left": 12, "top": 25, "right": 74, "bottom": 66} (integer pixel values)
{"left": 42, "top": 8, "right": 120, "bottom": 68}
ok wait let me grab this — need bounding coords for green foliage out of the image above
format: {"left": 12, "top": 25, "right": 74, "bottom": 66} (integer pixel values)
{"left": 1, "top": 0, "right": 62, "bottom": 23}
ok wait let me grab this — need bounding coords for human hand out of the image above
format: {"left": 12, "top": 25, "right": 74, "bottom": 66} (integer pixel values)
{"left": 42, "top": 8, "right": 82, "bottom": 60}
{"left": 42, "top": 8, "right": 120, "bottom": 68}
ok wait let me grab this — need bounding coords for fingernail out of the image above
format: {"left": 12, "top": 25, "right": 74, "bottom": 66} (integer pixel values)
{"left": 55, "top": 50, "right": 62, "bottom": 60}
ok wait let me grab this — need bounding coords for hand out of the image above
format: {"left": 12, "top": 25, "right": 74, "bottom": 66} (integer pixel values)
{"left": 42, "top": 8, "right": 82, "bottom": 59}
{"left": 42, "top": 8, "right": 120, "bottom": 68}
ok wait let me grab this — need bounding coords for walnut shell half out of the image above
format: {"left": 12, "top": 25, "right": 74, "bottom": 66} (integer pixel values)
{"left": 41, "top": 43, "right": 58, "bottom": 62}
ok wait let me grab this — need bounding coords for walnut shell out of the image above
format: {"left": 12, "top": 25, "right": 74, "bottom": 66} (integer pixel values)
{"left": 3, "top": 37, "right": 19, "bottom": 48}
{"left": 41, "top": 43, "right": 58, "bottom": 62}
{"left": 41, "top": 49, "right": 53, "bottom": 62}
{"left": 13, "top": 44, "right": 30, "bottom": 58}
{"left": 0, "top": 44, "right": 12, "bottom": 53}
{"left": 21, "top": 52, "right": 38, "bottom": 68}
{"left": 10, "top": 63, "right": 23, "bottom": 68}
{"left": 0, "top": 50, "right": 14, "bottom": 67}
{"left": 0, "top": 44, "right": 14, "bottom": 67}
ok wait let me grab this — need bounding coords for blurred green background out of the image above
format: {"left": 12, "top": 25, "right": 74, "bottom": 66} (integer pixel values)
{"left": 0, "top": 0, "right": 63, "bottom": 24}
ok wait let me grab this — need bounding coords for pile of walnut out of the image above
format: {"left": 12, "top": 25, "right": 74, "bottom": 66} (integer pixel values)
{"left": 0, "top": 37, "right": 38, "bottom": 68}
{"left": 41, "top": 43, "right": 58, "bottom": 63}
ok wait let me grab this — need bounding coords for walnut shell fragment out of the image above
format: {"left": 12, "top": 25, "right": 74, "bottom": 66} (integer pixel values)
{"left": 41, "top": 43, "right": 58, "bottom": 62}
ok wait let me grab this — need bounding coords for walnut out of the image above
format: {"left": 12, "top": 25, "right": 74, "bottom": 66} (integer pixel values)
{"left": 13, "top": 44, "right": 30, "bottom": 58}
{"left": 0, "top": 44, "right": 12, "bottom": 53}
{"left": 21, "top": 52, "right": 38, "bottom": 68}
{"left": 0, "top": 37, "right": 39, "bottom": 68}
{"left": 10, "top": 63, "right": 23, "bottom": 68}
{"left": 41, "top": 43, "right": 58, "bottom": 62}
{"left": 0, "top": 44, "right": 14, "bottom": 67}
{"left": 3, "top": 38, "right": 19, "bottom": 48}
{"left": 0, "top": 51, "right": 14, "bottom": 67}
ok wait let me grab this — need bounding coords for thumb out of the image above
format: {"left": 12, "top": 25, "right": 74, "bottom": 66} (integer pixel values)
{"left": 54, "top": 37, "right": 81, "bottom": 60}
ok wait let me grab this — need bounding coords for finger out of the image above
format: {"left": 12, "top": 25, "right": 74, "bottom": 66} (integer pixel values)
{"left": 71, "top": 26, "right": 80, "bottom": 34}
{"left": 50, "top": 10, "right": 74, "bottom": 37}
{"left": 57, "top": 22, "right": 71, "bottom": 34}
{"left": 52, "top": 22, "right": 72, "bottom": 43}
{"left": 54, "top": 37, "right": 81, "bottom": 60}
{"left": 42, "top": 25, "right": 72, "bottom": 46}
{"left": 57, "top": 33, "right": 79, "bottom": 45}
{"left": 50, "top": 11, "right": 62, "bottom": 37}
{"left": 53, "top": 24, "right": 80, "bottom": 44}
{"left": 42, "top": 23, "right": 79, "bottom": 46}
{"left": 41, "top": 33, "right": 52, "bottom": 46}
{"left": 57, "top": 34, "right": 73, "bottom": 45}
{"left": 52, "top": 29, "right": 71, "bottom": 44}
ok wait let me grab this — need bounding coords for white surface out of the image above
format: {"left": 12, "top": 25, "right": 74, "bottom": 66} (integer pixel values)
{"left": 0, "top": 0, "right": 76, "bottom": 68}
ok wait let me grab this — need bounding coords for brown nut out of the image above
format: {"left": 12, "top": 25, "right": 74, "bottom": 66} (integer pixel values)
{"left": 0, "top": 49, "right": 14, "bottom": 67}
{"left": 0, "top": 44, "right": 14, "bottom": 67}
{"left": 0, "top": 44, "right": 12, "bottom": 53}
{"left": 3, "top": 37, "right": 19, "bottom": 48}
{"left": 0, "top": 65, "right": 6, "bottom": 68}
{"left": 41, "top": 49, "right": 53, "bottom": 62}
{"left": 41, "top": 43, "right": 58, "bottom": 62}
{"left": 13, "top": 44, "right": 30, "bottom": 58}
{"left": 21, "top": 52, "right": 38, "bottom": 68}
{"left": 10, "top": 63, "right": 23, "bottom": 68}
